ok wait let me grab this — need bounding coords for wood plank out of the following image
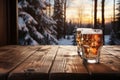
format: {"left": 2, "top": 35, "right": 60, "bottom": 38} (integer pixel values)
{"left": 0, "top": 46, "right": 27, "bottom": 72}
{"left": 0, "top": 46, "right": 20, "bottom": 80}
{"left": 0, "top": 45, "right": 38, "bottom": 80}
{"left": 101, "top": 47, "right": 120, "bottom": 71}
{"left": 0, "top": 45, "right": 120, "bottom": 80}
{"left": 84, "top": 46, "right": 120, "bottom": 80}
{"left": 0, "top": 45, "right": 19, "bottom": 55}
{"left": 103, "top": 46, "right": 120, "bottom": 59}
{"left": 8, "top": 46, "right": 58, "bottom": 80}
{"left": 50, "top": 46, "right": 89, "bottom": 80}
{"left": 84, "top": 63, "right": 120, "bottom": 80}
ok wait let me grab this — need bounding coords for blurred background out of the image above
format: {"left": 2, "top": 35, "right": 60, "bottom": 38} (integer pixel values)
{"left": 0, "top": 0, "right": 119, "bottom": 46}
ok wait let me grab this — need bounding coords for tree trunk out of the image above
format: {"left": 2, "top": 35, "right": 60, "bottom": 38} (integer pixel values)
{"left": 53, "top": 0, "right": 64, "bottom": 39}
{"left": 94, "top": 0, "right": 97, "bottom": 29}
{"left": 113, "top": 0, "right": 116, "bottom": 33}
{"left": 102, "top": 0, "right": 105, "bottom": 44}
{"left": 63, "top": 0, "right": 66, "bottom": 38}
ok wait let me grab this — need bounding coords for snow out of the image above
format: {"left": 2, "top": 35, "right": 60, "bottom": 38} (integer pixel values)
{"left": 41, "top": 14, "right": 56, "bottom": 24}
{"left": 35, "top": 31, "right": 44, "bottom": 39}
{"left": 58, "top": 35, "right": 74, "bottom": 45}
{"left": 18, "top": 0, "right": 29, "bottom": 8}
{"left": 44, "top": 1, "right": 51, "bottom": 6}
{"left": 44, "top": 30, "right": 58, "bottom": 44}
{"left": 30, "top": 38, "right": 39, "bottom": 45}
{"left": 18, "top": 17, "right": 28, "bottom": 31}
{"left": 50, "top": 27, "right": 57, "bottom": 34}
{"left": 105, "top": 35, "right": 110, "bottom": 45}
{"left": 18, "top": 0, "right": 59, "bottom": 45}
{"left": 25, "top": 34, "right": 39, "bottom": 45}
{"left": 18, "top": 3, "right": 22, "bottom": 9}
{"left": 38, "top": 0, "right": 46, "bottom": 9}
{"left": 48, "top": 33, "right": 58, "bottom": 43}
{"left": 35, "top": 8, "right": 42, "bottom": 15}
{"left": 30, "top": 26, "right": 44, "bottom": 39}
{"left": 19, "top": 12, "right": 38, "bottom": 25}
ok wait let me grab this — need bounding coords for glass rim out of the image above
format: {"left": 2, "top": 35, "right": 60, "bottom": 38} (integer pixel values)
{"left": 76, "top": 28, "right": 92, "bottom": 31}
{"left": 81, "top": 29, "right": 102, "bottom": 34}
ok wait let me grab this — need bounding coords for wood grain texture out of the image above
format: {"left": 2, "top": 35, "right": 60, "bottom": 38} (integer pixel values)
{"left": 50, "top": 46, "right": 89, "bottom": 80}
{"left": 0, "top": 45, "right": 120, "bottom": 80}
{"left": 103, "top": 46, "right": 120, "bottom": 59}
{"left": 0, "top": 45, "right": 38, "bottom": 80}
{"left": 84, "top": 63, "right": 120, "bottom": 80}
{"left": 8, "top": 46, "right": 59, "bottom": 80}
{"left": 101, "top": 46, "right": 120, "bottom": 71}
{"left": 84, "top": 46, "right": 120, "bottom": 80}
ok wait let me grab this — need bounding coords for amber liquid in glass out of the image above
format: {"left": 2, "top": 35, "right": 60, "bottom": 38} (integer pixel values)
{"left": 82, "top": 32, "right": 103, "bottom": 63}
{"left": 76, "top": 31, "right": 82, "bottom": 55}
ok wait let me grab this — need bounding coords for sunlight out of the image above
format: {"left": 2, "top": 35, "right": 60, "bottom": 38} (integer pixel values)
{"left": 66, "top": 0, "right": 115, "bottom": 24}
{"left": 66, "top": 8, "right": 79, "bottom": 20}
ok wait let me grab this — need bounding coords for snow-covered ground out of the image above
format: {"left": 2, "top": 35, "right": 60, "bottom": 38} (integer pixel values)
{"left": 104, "top": 35, "right": 110, "bottom": 45}
{"left": 58, "top": 35, "right": 74, "bottom": 45}
{"left": 58, "top": 35, "right": 110, "bottom": 45}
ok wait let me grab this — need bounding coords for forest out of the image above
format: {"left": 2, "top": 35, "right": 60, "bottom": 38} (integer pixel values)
{"left": 18, "top": 0, "right": 120, "bottom": 45}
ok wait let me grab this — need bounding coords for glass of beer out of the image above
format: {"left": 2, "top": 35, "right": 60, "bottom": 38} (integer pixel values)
{"left": 76, "top": 28, "right": 83, "bottom": 55}
{"left": 76, "top": 28, "right": 92, "bottom": 56}
{"left": 82, "top": 29, "right": 103, "bottom": 63}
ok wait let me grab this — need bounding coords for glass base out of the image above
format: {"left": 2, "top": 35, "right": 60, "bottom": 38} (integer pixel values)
{"left": 77, "top": 47, "right": 82, "bottom": 56}
{"left": 77, "top": 50, "right": 83, "bottom": 58}
{"left": 83, "top": 58, "right": 99, "bottom": 63}
{"left": 78, "top": 51, "right": 82, "bottom": 55}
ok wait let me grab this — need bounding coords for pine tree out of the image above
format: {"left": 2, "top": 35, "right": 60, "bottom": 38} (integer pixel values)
{"left": 72, "top": 26, "right": 77, "bottom": 45}
{"left": 116, "top": 0, "right": 120, "bottom": 39}
{"left": 101, "top": 0, "right": 105, "bottom": 44}
{"left": 18, "top": 0, "right": 58, "bottom": 45}
{"left": 53, "top": 0, "right": 64, "bottom": 39}
{"left": 109, "top": 0, "right": 120, "bottom": 45}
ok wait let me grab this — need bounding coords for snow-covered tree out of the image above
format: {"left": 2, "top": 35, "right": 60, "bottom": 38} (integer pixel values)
{"left": 109, "top": 0, "right": 120, "bottom": 45}
{"left": 18, "top": 0, "right": 58, "bottom": 45}
{"left": 72, "top": 26, "right": 77, "bottom": 45}
{"left": 53, "top": 0, "right": 65, "bottom": 39}
{"left": 116, "top": 0, "right": 120, "bottom": 39}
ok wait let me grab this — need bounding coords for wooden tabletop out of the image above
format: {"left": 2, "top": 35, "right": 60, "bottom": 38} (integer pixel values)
{"left": 0, "top": 45, "right": 120, "bottom": 80}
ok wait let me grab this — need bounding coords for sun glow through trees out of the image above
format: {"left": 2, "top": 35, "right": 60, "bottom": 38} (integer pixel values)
{"left": 66, "top": 0, "right": 116, "bottom": 24}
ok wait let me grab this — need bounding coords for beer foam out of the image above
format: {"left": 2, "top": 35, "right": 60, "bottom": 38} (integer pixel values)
{"left": 82, "top": 29, "right": 102, "bottom": 34}
{"left": 77, "top": 28, "right": 92, "bottom": 31}
{"left": 77, "top": 28, "right": 83, "bottom": 31}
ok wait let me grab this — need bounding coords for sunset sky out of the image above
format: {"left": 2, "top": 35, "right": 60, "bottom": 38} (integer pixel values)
{"left": 65, "top": 0, "right": 117, "bottom": 24}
